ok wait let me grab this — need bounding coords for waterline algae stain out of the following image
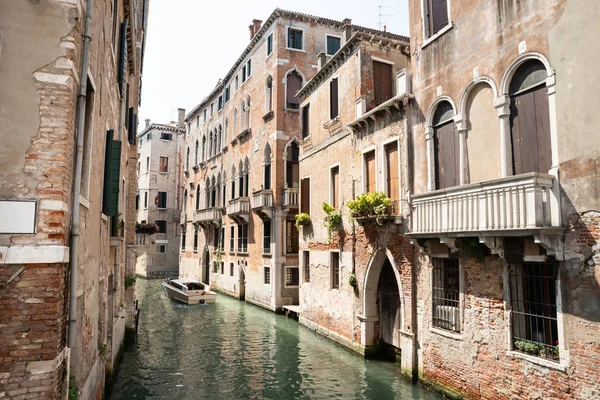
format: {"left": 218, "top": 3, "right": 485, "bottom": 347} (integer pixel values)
{"left": 108, "top": 279, "right": 439, "bottom": 400}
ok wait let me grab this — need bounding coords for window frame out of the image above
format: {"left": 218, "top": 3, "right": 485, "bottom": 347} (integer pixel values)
{"left": 303, "top": 250, "right": 310, "bottom": 283}
{"left": 329, "top": 76, "right": 339, "bottom": 120}
{"left": 431, "top": 257, "right": 461, "bottom": 334}
{"left": 264, "top": 265, "right": 271, "bottom": 285}
{"left": 325, "top": 34, "right": 342, "bottom": 56}
{"left": 383, "top": 138, "right": 401, "bottom": 208}
{"left": 229, "top": 225, "right": 235, "bottom": 253}
{"left": 157, "top": 191, "right": 167, "bottom": 209}
{"left": 263, "top": 220, "right": 271, "bottom": 255}
{"left": 159, "top": 156, "right": 169, "bottom": 173}
{"left": 266, "top": 32, "right": 274, "bottom": 57}
{"left": 362, "top": 148, "right": 377, "bottom": 194}
{"left": 285, "top": 220, "right": 299, "bottom": 254}
{"left": 421, "top": 0, "right": 453, "bottom": 47}
{"left": 286, "top": 27, "right": 305, "bottom": 51}
{"left": 330, "top": 251, "right": 340, "bottom": 290}
{"left": 301, "top": 103, "right": 310, "bottom": 139}
{"left": 155, "top": 220, "right": 167, "bottom": 235}
{"left": 285, "top": 266, "right": 300, "bottom": 288}
{"left": 329, "top": 164, "right": 341, "bottom": 210}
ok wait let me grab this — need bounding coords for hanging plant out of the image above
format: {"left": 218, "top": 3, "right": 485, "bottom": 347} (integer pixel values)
{"left": 135, "top": 222, "right": 159, "bottom": 234}
{"left": 295, "top": 213, "right": 311, "bottom": 229}
{"left": 349, "top": 273, "right": 358, "bottom": 288}
{"left": 322, "top": 202, "right": 342, "bottom": 243}
{"left": 347, "top": 192, "right": 392, "bottom": 224}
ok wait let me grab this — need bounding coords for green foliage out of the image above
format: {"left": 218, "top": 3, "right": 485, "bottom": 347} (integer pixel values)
{"left": 69, "top": 376, "right": 78, "bottom": 400}
{"left": 216, "top": 247, "right": 222, "bottom": 264}
{"left": 514, "top": 339, "right": 540, "bottom": 355}
{"left": 322, "top": 202, "right": 342, "bottom": 242}
{"left": 295, "top": 213, "right": 311, "bottom": 230}
{"left": 349, "top": 273, "right": 358, "bottom": 288}
{"left": 125, "top": 277, "right": 136, "bottom": 289}
{"left": 347, "top": 192, "right": 392, "bottom": 224}
{"left": 98, "top": 341, "right": 107, "bottom": 360}
{"left": 462, "top": 238, "right": 485, "bottom": 262}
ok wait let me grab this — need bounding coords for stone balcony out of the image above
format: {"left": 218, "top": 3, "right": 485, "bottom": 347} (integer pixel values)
{"left": 193, "top": 207, "right": 223, "bottom": 226}
{"left": 283, "top": 187, "right": 299, "bottom": 210}
{"left": 228, "top": 197, "right": 250, "bottom": 223}
{"left": 409, "top": 173, "right": 563, "bottom": 258}
{"left": 252, "top": 189, "right": 273, "bottom": 219}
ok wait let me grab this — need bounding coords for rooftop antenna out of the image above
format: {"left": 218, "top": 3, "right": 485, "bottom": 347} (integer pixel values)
{"left": 377, "top": 5, "right": 393, "bottom": 31}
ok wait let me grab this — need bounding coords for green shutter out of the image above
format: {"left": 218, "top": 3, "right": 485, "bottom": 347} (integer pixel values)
{"left": 117, "top": 18, "right": 129, "bottom": 98}
{"left": 103, "top": 130, "right": 122, "bottom": 216}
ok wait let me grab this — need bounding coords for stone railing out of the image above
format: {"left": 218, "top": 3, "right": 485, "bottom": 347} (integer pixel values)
{"left": 228, "top": 197, "right": 250, "bottom": 215}
{"left": 283, "top": 188, "right": 299, "bottom": 207}
{"left": 252, "top": 189, "right": 273, "bottom": 209}
{"left": 193, "top": 208, "right": 222, "bottom": 224}
{"left": 411, "top": 173, "right": 555, "bottom": 235}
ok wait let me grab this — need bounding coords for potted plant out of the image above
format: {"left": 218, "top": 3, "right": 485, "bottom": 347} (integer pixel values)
{"left": 347, "top": 192, "right": 392, "bottom": 225}
{"left": 135, "top": 222, "right": 160, "bottom": 235}
{"left": 295, "top": 212, "right": 311, "bottom": 229}
{"left": 322, "top": 202, "right": 342, "bottom": 242}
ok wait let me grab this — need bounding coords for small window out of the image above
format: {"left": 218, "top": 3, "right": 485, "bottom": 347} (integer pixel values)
{"left": 330, "top": 166, "right": 340, "bottom": 209}
{"left": 159, "top": 156, "right": 168, "bottom": 172}
{"left": 330, "top": 78, "right": 339, "bottom": 119}
{"left": 264, "top": 266, "right": 271, "bottom": 284}
{"left": 156, "top": 220, "right": 167, "bottom": 235}
{"left": 364, "top": 150, "right": 376, "bottom": 193}
{"left": 157, "top": 244, "right": 166, "bottom": 253}
{"left": 287, "top": 28, "right": 303, "bottom": 50}
{"left": 285, "top": 267, "right": 299, "bottom": 287}
{"left": 234, "top": 76, "right": 239, "bottom": 91}
{"left": 424, "top": 0, "right": 449, "bottom": 38}
{"left": 300, "top": 177, "right": 310, "bottom": 214}
{"left": 263, "top": 221, "right": 271, "bottom": 254}
{"left": 303, "top": 251, "right": 310, "bottom": 283}
{"left": 286, "top": 71, "right": 302, "bottom": 109}
{"left": 247, "top": 59, "right": 252, "bottom": 78}
{"left": 218, "top": 95, "right": 223, "bottom": 111}
{"left": 286, "top": 220, "right": 299, "bottom": 254}
{"left": 242, "top": 65, "right": 247, "bottom": 82}
{"left": 181, "top": 230, "right": 186, "bottom": 250}
{"left": 203, "top": 109, "right": 207, "bottom": 122}
{"left": 144, "top": 192, "right": 148, "bottom": 208}
{"left": 331, "top": 252, "right": 340, "bottom": 289}
{"left": 266, "top": 32, "right": 273, "bottom": 55}
{"left": 157, "top": 191, "right": 167, "bottom": 209}
{"left": 220, "top": 262, "right": 224, "bottom": 275}
{"left": 146, "top": 156, "right": 150, "bottom": 172}
{"left": 230, "top": 263, "right": 234, "bottom": 277}
{"left": 135, "top": 194, "right": 139, "bottom": 210}
{"left": 224, "top": 85, "right": 231, "bottom": 103}
{"left": 196, "top": 115, "right": 200, "bottom": 127}
{"left": 301, "top": 103, "right": 310, "bottom": 139}
{"left": 326, "top": 35, "right": 341, "bottom": 55}
{"left": 193, "top": 228, "right": 198, "bottom": 251}
{"left": 210, "top": 103, "right": 214, "bottom": 117}
{"left": 432, "top": 258, "right": 460, "bottom": 332}
{"left": 220, "top": 226, "right": 225, "bottom": 252}
{"left": 230, "top": 225, "right": 235, "bottom": 252}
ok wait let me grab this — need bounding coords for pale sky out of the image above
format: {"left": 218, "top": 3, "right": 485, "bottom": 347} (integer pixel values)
{"left": 138, "top": 0, "right": 409, "bottom": 127}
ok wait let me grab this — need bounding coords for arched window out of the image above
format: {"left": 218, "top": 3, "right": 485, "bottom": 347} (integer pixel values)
{"left": 205, "top": 178, "right": 210, "bottom": 209}
{"left": 286, "top": 70, "right": 302, "bottom": 109}
{"left": 214, "top": 128, "right": 218, "bottom": 154}
{"left": 265, "top": 75, "right": 273, "bottom": 113}
{"left": 231, "top": 165, "right": 237, "bottom": 200}
{"left": 238, "top": 160, "right": 244, "bottom": 197}
{"left": 263, "top": 143, "right": 272, "bottom": 190}
{"left": 216, "top": 173, "right": 221, "bottom": 207}
{"left": 509, "top": 60, "right": 551, "bottom": 174}
{"left": 195, "top": 140, "right": 199, "bottom": 166}
{"left": 244, "top": 157, "right": 250, "bottom": 197}
{"left": 195, "top": 184, "right": 200, "bottom": 210}
{"left": 183, "top": 190, "right": 187, "bottom": 213}
{"left": 201, "top": 135, "right": 206, "bottom": 161}
{"left": 432, "top": 101, "right": 459, "bottom": 189}
{"left": 210, "top": 176, "right": 216, "bottom": 208}
{"left": 186, "top": 147, "right": 190, "bottom": 171}
{"left": 286, "top": 141, "right": 299, "bottom": 188}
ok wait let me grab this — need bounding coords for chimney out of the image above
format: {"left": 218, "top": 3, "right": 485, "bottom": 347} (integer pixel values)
{"left": 249, "top": 19, "right": 262, "bottom": 39}
{"left": 344, "top": 25, "right": 353, "bottom": 41}
{"left": 317, "top": 52, "right": 328, "bottom": 69}
{"left": 342, "top": 18, "right": 352, "bottom": 26}
{"left": 384, "top": 25, "right": 387, "bottom": 32}
{"left": 145, "top": 118, "right": 150, "bottom": 128}
{"left": 177, "top": 108, "right": 185, "bottom": 128}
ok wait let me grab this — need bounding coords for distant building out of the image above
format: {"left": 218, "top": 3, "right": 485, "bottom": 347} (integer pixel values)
{"left": 0, "top": 0, "right": 149, "bottom": 399}
{"left": 135, "top": 115, "right": 185, "bottom": 278}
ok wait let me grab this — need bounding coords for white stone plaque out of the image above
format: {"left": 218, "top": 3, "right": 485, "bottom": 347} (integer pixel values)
{"left": 0, "top": 200, "right": 37, "bottom": 234}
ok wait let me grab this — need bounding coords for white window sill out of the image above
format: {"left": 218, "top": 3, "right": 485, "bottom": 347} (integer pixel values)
{"left": 506, "top": 351, "right": 567, "bottom": 372}
{"left": 430, "top": 326, "right": 463, "bottom": 341}
{"left": 79, "top": 196, "right": 89, "bottom": 209}
{"left": 422, "top": 23, "right": 453, "bottom": 49}
{"left": 285, "top": 285, "right": 299, "bottom": 288}
{"left": 285, "top": 47, "right": 305, "bottom": 53}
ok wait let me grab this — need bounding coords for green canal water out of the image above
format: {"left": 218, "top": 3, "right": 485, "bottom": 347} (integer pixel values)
{"left": 107, "top": 279, "right": 439, "bottom": 400}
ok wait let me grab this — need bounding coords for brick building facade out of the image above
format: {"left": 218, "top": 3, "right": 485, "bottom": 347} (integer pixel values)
{"left": 0, "top": 0, "right": 148, "bottom": 399}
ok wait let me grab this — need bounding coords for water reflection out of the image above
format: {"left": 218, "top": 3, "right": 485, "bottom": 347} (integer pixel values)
{"left": 108, "top": 280, "right": 438, "bottom": 400}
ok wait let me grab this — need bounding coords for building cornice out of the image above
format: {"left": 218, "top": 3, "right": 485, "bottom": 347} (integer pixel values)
{"left": 138, "top": 123, "right": 185, "bottom": 137}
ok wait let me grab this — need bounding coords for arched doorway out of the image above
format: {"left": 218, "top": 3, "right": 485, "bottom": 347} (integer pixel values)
{"left": 203, "top": 249, "right": 210, "bottom": 284}
{"left": 239, "top": 262, "right": 246, "bottom": 301}
{"left": 378, "top": 260, "right": 401, "bottom": 351}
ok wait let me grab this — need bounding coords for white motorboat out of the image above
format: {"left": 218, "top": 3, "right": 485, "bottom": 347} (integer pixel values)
{"left": 162, "top": 278, "right": 217, "bottom": 305}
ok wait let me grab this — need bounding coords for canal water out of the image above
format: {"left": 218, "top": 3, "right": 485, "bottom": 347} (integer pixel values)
{"left": 108, "top": 279, "right": 439, "bottom": 400}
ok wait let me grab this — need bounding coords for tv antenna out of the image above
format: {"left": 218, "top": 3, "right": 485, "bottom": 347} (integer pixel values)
{"left": 377, "top": 5, "right": 393, "bottom": 31}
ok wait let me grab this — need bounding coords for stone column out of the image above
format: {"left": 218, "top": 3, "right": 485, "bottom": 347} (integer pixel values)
{"left": 494, "top": 95, "right": 512, "bottom": 178}
{"left": 272, "top": 207, "right": 284, "bottom": 307}
{"left": 454, "top": 113, "right": 469, "bottom": 185}
{"left": 425, "top": 127, "right": 435, "bottom": 191}
{"left": 545, "top": 74, "right": 561, "bottom": 227}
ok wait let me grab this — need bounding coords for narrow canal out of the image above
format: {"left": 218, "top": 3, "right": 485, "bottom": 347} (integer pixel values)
{"left": 108, "top": 279, "right": 439, "bottom": 400}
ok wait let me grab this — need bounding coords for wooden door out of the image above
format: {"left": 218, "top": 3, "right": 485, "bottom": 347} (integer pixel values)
{"left": 365, "top": 151, "right": 376, "bottom": 193}
{"left": 380, "top": 292, "right": 401, "bottom": 348}
{"left": 373, "top": 61, "right": 393, "bottom": 106}
{"left": 385, "top": 142, "right": 399, "bottom": 201}
{"left": 331, "top": 166, "right": 340, "bottom": 209}
{"left": 434, "top": 121, "right": 459, "bottom": 189}
{"left": 300, "top": 178, "right": 310, "bottom": 214}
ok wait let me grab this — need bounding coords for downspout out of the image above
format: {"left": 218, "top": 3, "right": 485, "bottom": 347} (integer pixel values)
{"left": 68, "top": 0, "right": 94, "bottom": 349}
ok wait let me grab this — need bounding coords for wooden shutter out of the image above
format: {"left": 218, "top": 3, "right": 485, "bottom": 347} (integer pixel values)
{"left": 373, "top": 61, "right": 393, "bottom": 106}
{"left": 385, "top": 142, "right": 399, "bottom": 201}
{"left": 301, "top": 178, "right": 310, "bottom": 214}
{"left": 102, "top": 130, "right": 121, "bottom": 216}
{"left": 330, "top": 78, "right": 339, "bottom": 118}
{"left": 331, "top": 166, "right": 340, "bottom": 209}
{"left": 287, "top": 73, "right": 302, "bottom": 108}
{"left": 301, "top": 104, "right": 310, "bottom": 138}
{"left": 430, "top": 0, "right": 449, "bottom": 35}
{"left": 128, "top": 108, "right": 136, "bottom": 144}
{"left": 117, "top": 18, "right": 128, "bottom": 97}
{"left": 510, "top": 85, "right": 551, "bottom": 174}
{"left": 434, "top": 122, "right": 459, "bottom": 189}
{"left": 365, "top": 151, "right": 376, "bottom": 193}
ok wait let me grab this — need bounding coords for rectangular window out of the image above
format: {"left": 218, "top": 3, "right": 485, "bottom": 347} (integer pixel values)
{"left": 161, "top": 132, "right": 172, "bottom": 141}
{"left": 266, "top": 33, "right": 273, "bottom": 55}
{"left": 425, "top": 0, "right": 449, "bottom": 38}
{"left": 301, "top": 103, "right": 310, "bottom": 139}
{"left": 213, "top": 226, "right": 219, "bottom": 248}
{"left": 210, "top": 103, "right": 214, "bottom": 117}
{"left": 159, "top": 156, "right": 168, "bottom": 172}
{"left": 286, "top": 221, "right": 299, "bottom": 254}
{"left": 287, "top": 28, "right": 303, "bottom": 50}
{"left": 330, "top": 78, "right": 339, "bottom": 119}
{"left": 102, "top": 130, "right": 121, "bottom": 217}
{"left": 331, "top": 166, "right": 340, "bottom": 209}
{"left": 230, "top": 225, "right": 235, "bottom": 252}
{"left": 144, "top": 191, "right": 148, "bottom": 208}
{"left": 230, "top": 263, "right": 234, "bottom": 276}
{"left": 432, "top": 258, "right": 460, "bottom": 332}
{"left": 203, "top": 109, "right": 207, "bottom": 122}
{"left": 220, "top": 226, "right": 225, "bottom": 252}
{"left": 224, "top": 85, "right": 230, "bottom": 103}
{"left": 234, "top": 76, "right": 239, "bottom": 91}
{"left": 247, "top": 59, "right": 252, "bottom": 78}
{"left": 331, "top": 252, "right": 340, "bottom": 289}
{"left": 81, "top": 78, "right": 95, "bottom": 199}
{"left": 218, "top": 95, "right": 223, "bottom": 110}
{"left": 146, "top": 156, "right": 150, "bottom": 172}
{"left": 181, "top": 230, "right": 186, "bottom": 250}
{"left": 300, "top": 177, "right": 311, "bottom": 214}
{"left": 193, "top": 228, "right": 198, "bottom": 251}
{"left": 238, "top": 223, "right": 248, "bottom": 253}
{"left": 510, "top": 262, "right": 559, "bottom": 360}
{"left": 326, "top": 35, "right": 341, "bottom": 55}
{"left": 220, "top": 262, "right": 224, "bottom": 275}
{"left": 385, "top": 142, "right": 399, "bottom": 203}
{"left": 242, "top": 65, "right": 247, "bottom": 82}
{"left": 157, "top": 191, "right": 167, "bottom": 209}
{"left": 303, "top": 251, "right": 310, "bottom": 283}
{"left": 263, "top": 221, "right": 271, "bottom": 254}
{"left": 285, "top": 267, "right": 299, "bottom": 287}
{"left": 373, "top": 60, "right": 393, "bottom": 106}
{"left": 196, "top": 115, "right": 200, "bottom": 127}
{"left": 157, "top": 244, "right": 166, "bottom": 253}
{"left": 156, "top": 220, "right": 167, "bottom": 235}
{"left": 135, "top": 194, "right": 139, "bottom": 210}
{"left": 264, "top": 266, "right": 271, "bottom": 284}
{"left": 364, "top": 151, "right": 376, "bottom": 194}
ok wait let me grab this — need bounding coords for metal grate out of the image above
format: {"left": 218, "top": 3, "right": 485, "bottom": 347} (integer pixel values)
{"left": 285, "top": 267, "right": 299, "bottom": 286}
{"left": 510, "top": 262, "right": 559, "bottom": 361}
{"left": 264, "top": 266, "right": 271, "bottom": 284}
{"left": 432, "top": 258, "right": 460, "bottom": 332}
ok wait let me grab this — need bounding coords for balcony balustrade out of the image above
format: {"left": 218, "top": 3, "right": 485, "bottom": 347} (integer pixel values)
{"left": 228, "top": 197, "right": 250, "bottom": 223}
{"left": 252, "top": 189, "right": 273, "bottom": 219}
{"left": 193, "top": 207, "right": 223, "bottom": 226}
{"left": 283, "top": 187, "right": 299, "bottom": 209}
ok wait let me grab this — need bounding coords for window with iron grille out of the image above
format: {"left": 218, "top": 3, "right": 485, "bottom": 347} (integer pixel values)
{"left": 264, "top": 266, "right": 271, "bottom": 284}
{"left": 263, "top": 221, "right": 271, "bottom": 254}
{"left": 285, "top": 267, "right": 299, "bottom": 287}
{"left": 303, "top": 251, "right": 310, "bottom": 283}
{"left": 510, "top": 262, "right": 559, "bottom": 361}
{"left": 432, "top": 258, "right": 460, "bottom": 332}
{"left": 331, "top": 252, "right": 340, "bottom": 289}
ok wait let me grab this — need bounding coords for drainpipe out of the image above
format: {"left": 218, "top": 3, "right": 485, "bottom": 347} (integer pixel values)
{"left": 68, "top": 0, "right": 94, "bottom": 349}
